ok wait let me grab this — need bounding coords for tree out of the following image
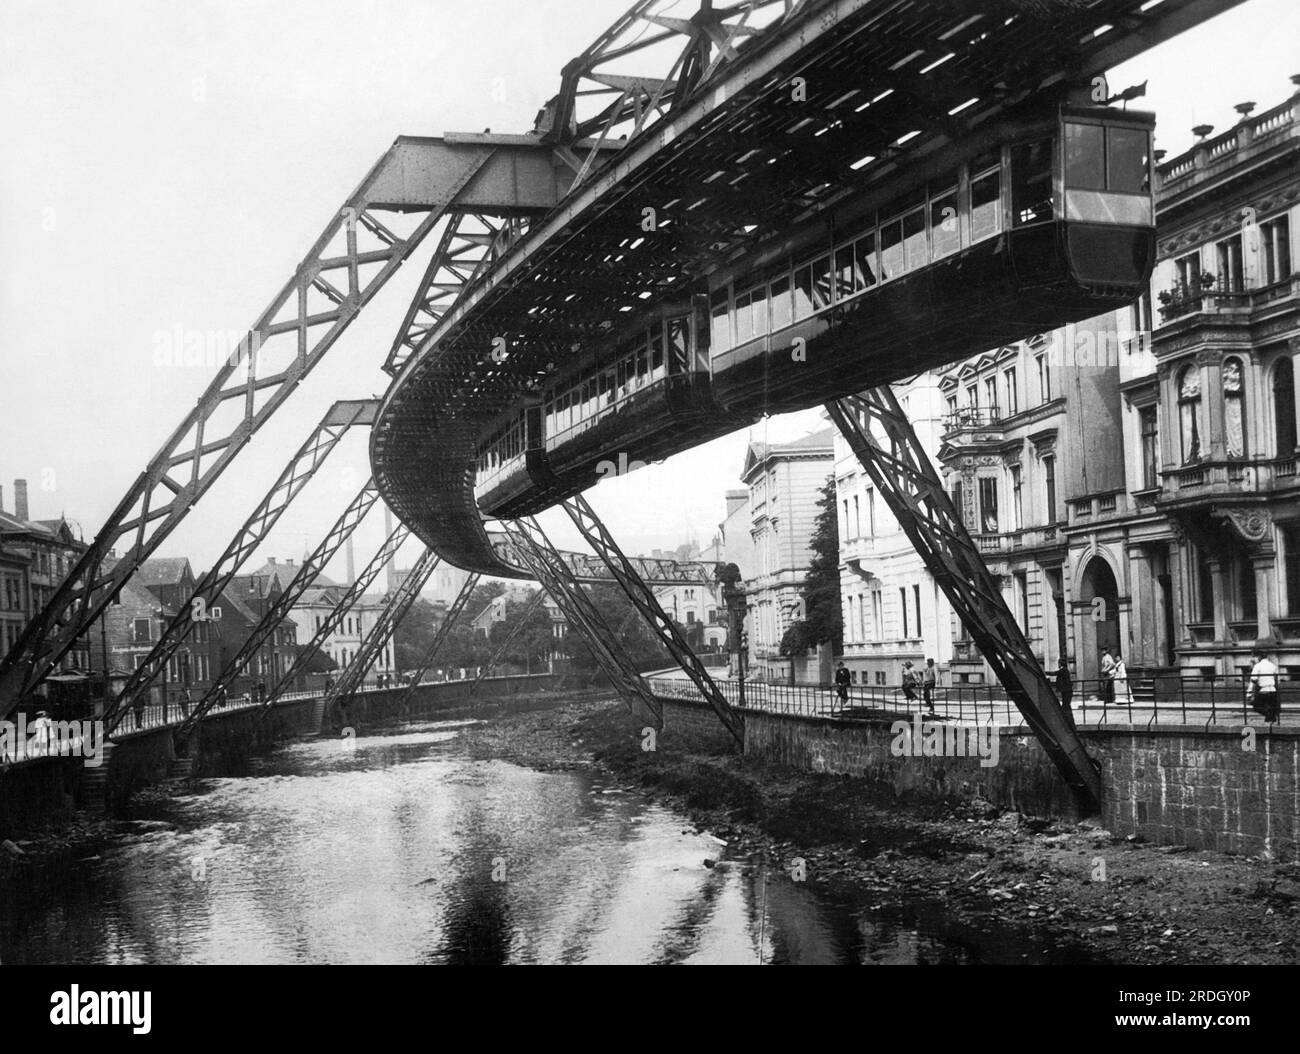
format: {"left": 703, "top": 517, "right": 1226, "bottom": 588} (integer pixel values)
{"left": 486, "top": 589, "right": 555, "bottom": 671}
{"left": 779, "top": 475, "right": 842, "bottom": 657}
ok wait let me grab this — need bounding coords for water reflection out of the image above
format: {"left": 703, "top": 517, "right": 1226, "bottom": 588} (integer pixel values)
{"left": 1, "top": 718, "right": 1096, "bottom": 965}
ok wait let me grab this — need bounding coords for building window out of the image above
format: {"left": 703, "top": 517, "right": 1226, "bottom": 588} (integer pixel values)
{"left": 1139, "top": 405, "right": 1160, "bottom": 489}
{"left": 1261, "top": 215, "right": 1292, "bottom": 286}
{"left": 1216, "top": 234, "right": 1244, "bottom": 293}
{"left": 1223, "top": 356, "right": 1247, "bottom": 458}
{"left": 1174, "top": 251, "right": 1201, "bottom": 290}
{"left": 842, "top": 498, "right": 850, "bottom": 539}
{"left": 984, "top": 376, "right": 998, "bottom": 417}
{"left": 871, "top": 588, "right": 883, "bottom": 641}
{"left": 852, "top": 495, "right": 861, "bottom": 539}
{"left": 1177, "top": 365, "right": 1202, "bottom": 463}
{"left": 913, "top": 584, "right": 922, "bottom": 640}
{"left": 979, "top": 476, "right": 999, "bottom": 533}
{"left": 1014, "top": 571, "right": 1029, "bottom": 632}
{"left": 1010, "top": 465, "right": 1023, "bottom": 530}
{"left": 1043, "top": 456, "right": 1057, "bottom": 524}
{"left": 1036, "top": 353, "right": 1052, "bottom": 402}
{"left": 946, "top": 394, "right": 958, "bottom": 416}
{"left": 1234, "top": 551, "right": 1257, "bottom": 624}
{"left": 865, "top": 488, "right": 875, "bottom": 538}
{"left": 966, "top": 384, "right": 979, "bottom": 410}
{"left": 1284, "top": 522, "right": 1300, "bottom": 616}
{"left": 1274, "top": 357, "right": 1297, "bottom": 456}
{"left": 899, "top": 587, "right": 909, "bottom": 639}
{"left": 1194, "top": 544, "right": 1216, "bottom": 623}
{"left": 132, "top": 618, "right": 151, "bottom": 644}
{"left": 1004, "top": 367, "right": 1018, "bottom": 416}
{"left": 952, "top": 479, "right": 965, "bottom": 528}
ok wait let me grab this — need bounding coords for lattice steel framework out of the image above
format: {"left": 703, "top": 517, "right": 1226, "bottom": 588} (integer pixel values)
{"left": 826, "top": 391, "right": 1101, "bottom": 811}
{"left": 560, "top": 494, "right": 743, "bottom": 745}
{"left": 103, "top": 400, "right": 377, "bottom": 728}
{"left": 258, "top": 522, "right": 414, "bottom": 714}
{"left": 315, "top": 547, "right": 443, "bottom": 723}
{"left": 0, "top": 142, "right": 494, "bottom": 722}
{"left": 163, "top": 480, "right": 383, "bottom": 741}
{"left": 499, "top": 518, "right": 663, "bottom": 727}
{"left": 470, "top": 588, "right": 549, "bottom": 694}
{"left": 390, "top": 572, "right": 482, "bottom": 708}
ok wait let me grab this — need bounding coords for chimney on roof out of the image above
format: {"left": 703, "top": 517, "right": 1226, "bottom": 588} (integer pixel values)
{"left": 14, "top": 479, "right": 29, "bottom": 522}
{"left": 268, "top": 556, "right": 276, "bottom": 565}
{"left": 286, "top": 558, "right": 295, "bottom": 567}
{"left": 0, "top": 484, "right": 5, "bottom": 514}
{"left": 345, "top": 535, "right": 356, "bottom": 585}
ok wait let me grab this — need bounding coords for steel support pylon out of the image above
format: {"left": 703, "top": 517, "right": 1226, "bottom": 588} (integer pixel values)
{"left": 162, "top": 480, "right": 382, "bottom": 742}
{"left": 257, "top": 521, "right": 413, "bottom": 716}
{"left": 104, "top": 400, "right": 377, "bottom": 729}
{"left": 470, "top": 589, "right": 548, "bottom": 694}
{"left": 0, "top": 143, "right": 492, "bottom": 722}
{"left": 826, "top": 392, "right": 1101, "bottom": 813}
{"left": 390, "top": 573, "right": 481, "bottom": 709}
{"left": 499, "top": 518, "right": 663, "bottom": 728}
{"left": 560, "top": 494, "right": 744, "bottom": 746}
{"left": 315, "top": 547, "right": 442, "bottom": 729}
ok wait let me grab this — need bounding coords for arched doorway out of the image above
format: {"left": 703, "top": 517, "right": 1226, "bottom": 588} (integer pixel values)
{"left": 1078, "top": 556, "right": 1121, "bottom": 683}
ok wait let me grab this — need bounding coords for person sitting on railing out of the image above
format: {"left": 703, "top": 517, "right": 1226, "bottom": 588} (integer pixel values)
{"left": 900, "top": 661, "right": 917, "bottom": 706}
{"left": 1247, "top": 644, "right": 1280, "bottom": 722}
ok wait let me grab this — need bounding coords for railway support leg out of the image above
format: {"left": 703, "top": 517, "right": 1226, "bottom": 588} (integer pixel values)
{"left": 499, "top": 518, "right": 663, "bottom": 730}
{"left": 470, "top": 589, "right": 547, "bottom": 695}
{"left": 560, "top": 493, "right": 744, "bottom": 747}
{"left": 827, "top": 391, "right": 1101, "bottom": 813}
{"left": 391, "top": 572, "right": 482, "bottom": 713}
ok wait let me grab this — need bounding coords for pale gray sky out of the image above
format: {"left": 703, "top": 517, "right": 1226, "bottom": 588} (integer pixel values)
{"left": 2, "top": 0, "right": 1297, "bottom": 580}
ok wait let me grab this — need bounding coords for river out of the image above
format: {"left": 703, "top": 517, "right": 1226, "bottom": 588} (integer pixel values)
{"left": 1, "top": 715, "right": 1096, "bottom": 965}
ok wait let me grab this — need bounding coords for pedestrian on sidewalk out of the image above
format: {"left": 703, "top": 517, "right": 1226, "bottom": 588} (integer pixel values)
{"left": 834, "top": 662, "right": 851, "bottom": 707}
{"left": 900, "top": 661, "right": 917, "bottom": 705}
{"left": 921, "top": 658, "right": 937, "bottom": 714}
{"left": 1100, "top": 649, "right": 1116, "bottom": 705}
{"left": 1055, "top": 658, "right": 1073, "bottom": 710}
{"left": 1112, "top": 653, "right": 1131, "bottom": 705}
{"left": 1247, "top": 644, "right": 1280, "bottom": 722}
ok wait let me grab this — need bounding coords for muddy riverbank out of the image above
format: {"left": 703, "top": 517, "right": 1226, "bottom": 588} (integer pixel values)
{"left": 459, "top": 698, "right": 1300, "bottom": 965}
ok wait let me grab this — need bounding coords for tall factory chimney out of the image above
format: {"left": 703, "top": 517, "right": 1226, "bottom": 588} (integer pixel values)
{"left": 14, "top": 479, "right": 29, "bottom": 522}
{"left": 384, "top": 507, "right": 397, "bottom": 592}
{"left": 345, "top": 534, "right": 356, "bottom": 586}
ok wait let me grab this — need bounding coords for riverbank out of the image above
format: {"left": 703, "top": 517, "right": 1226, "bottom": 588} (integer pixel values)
{"left": 458, "top": 697, "right": 1300, "bottom": 965}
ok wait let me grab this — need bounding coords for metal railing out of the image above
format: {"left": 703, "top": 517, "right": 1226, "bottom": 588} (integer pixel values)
{"left": 646, "top": 672, "right": 1298, "bottom": 731}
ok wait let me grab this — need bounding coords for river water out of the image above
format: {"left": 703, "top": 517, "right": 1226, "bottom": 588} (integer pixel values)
{"left": 1, "top": 716, "right": 1095, "bottom": 965}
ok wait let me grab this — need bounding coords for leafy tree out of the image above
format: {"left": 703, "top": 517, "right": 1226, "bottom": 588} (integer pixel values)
{"left": 486, "top": 589, "right": 556, "bottom": 672}
{"left": 394, "top": 597, "right": 442, "bottom": 670}
{"left": 779, "top": 475, "right": 842, "bottom": 656}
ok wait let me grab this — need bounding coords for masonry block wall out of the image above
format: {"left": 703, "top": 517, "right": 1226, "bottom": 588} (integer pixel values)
{"left": 733, "top": 705, "right": 1300, "bottom": 860}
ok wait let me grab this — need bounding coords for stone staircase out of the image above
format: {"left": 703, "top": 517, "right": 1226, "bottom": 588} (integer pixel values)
{"left": 79, "top": 740, "right": 115, "bottom": 816}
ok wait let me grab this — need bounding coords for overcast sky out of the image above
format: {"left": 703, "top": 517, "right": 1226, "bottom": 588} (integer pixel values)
{"left": 2, "top": 0, "right": 1297, "bottom": 583}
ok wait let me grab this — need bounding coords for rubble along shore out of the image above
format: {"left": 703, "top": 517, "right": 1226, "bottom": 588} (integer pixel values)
{"left": 456, "top": 697, "right": 1300, "bottom": 966}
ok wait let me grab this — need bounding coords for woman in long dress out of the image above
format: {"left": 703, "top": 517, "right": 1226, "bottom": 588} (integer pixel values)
{"left": 1112, "top": 654, "right": 1132, "bottom": 705}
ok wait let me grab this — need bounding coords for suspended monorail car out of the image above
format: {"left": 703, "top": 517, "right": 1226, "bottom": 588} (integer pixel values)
{"left": 473, "top": 103, "right": 1155, "bottom": 518}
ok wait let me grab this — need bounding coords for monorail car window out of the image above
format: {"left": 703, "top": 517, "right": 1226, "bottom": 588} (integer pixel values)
{"left": 651, "top": 328, "right": 666, "bottom": 378}
{"left": 734, "top": 289, "right": 754, "bottom": 343}
{"left": 970, "top": 167, "right": 1001, "bottom": 241}
{"left": 1011, "top": 138, "right": 1053, "bottom": 226}
{"left": 879, "top": 219, "right": 903, "bottom": 280}
{"left": 930, "top": 188, "right": 960, "bottom": 258}
{"left": 793, "top": 264, "right": 814, "bottom": 319}
{"left": 769, "top": 276, "right": 792, "bottom": 330}
{"left": 668, "top": 316, "right": 690, "bottom": 370}
{"left": 751, "top": 284, "right": 769, "bottom": 336}
{"left": 902, "top": 207, "right": 928, "bottom": 270}
{"left": 1107, "top": 126, "right": 1151, "bottom": 194}
{"left": 811, "top": 255, "right": 833, "bottom": 310}
{"left": 1065, "top": 122, "right": 1105, "bottom": 189}
{"left": 855, "top": 233, "right": 878, "bottom": 289}
{"left": 710, "top": 289, "right": 731, "bottom": 353}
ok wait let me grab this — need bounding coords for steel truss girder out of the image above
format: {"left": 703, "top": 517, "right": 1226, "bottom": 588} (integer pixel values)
{"left": 259, "top": 521, "right": 414, "bottom": 714}
{"left": 0, "top": 139, "right": 494, "bottom": 722}
{"left": 317, "top": 547, "right": 443, "bottom": 719}
{"left": 386, "top": 213, "right": 532, "bottom": 375}
{"left": 391, "top": 572, "right": 482, "bottom": 708}
{"left": 826, "top": 392, "right": 1101, "bottom": 812}
{"left": 499, "top": 518, "right": 663, "bottom": 728}
{"left": 470, "top": 589, "right": 548, "bottom": 694}
{"left": 105, "top": 400, "right": 378, "bottom": 727}
{"left": 486, "top": 532, "right": 716, "bottom": 585}
{"left": 162, "top": 480, "right": 382, "bottom": 741}
{"left": 560, "top": 493, "right": 744, "bottom": 746}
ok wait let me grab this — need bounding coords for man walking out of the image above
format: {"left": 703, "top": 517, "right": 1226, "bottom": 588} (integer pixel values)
{"left": 921, "top": 658, "right": 937, "bottom": 715}
{"left": 1055, "top": 658, "right": 1073, "bottom": 710}
{"left": 1248, "top": 644, "right": 1280, "bottom": 722}
{"left": 1100, "top": 649, "right": 1116, "bottom": 706}
{"left": 900, "top": 661, "right": 917, "bottom": 705}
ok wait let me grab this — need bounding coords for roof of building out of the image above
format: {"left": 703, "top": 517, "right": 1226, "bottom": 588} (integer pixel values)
{"left": 135, "top": 556, "right": 193, "bottom": 586}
